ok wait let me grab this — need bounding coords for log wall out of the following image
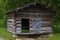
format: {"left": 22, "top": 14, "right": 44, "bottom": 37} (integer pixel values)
{"left": 7, "top": 4, "right": 53, "bottom": 34}
{"left": 7, "top": 13, "right": 15, "bottom": 34}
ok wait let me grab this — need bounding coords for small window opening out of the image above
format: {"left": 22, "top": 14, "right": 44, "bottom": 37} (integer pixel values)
{"left": 21, "top": 19, "right": 29, "bottom": 33}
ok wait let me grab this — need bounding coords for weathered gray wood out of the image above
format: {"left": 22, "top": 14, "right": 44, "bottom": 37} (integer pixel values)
{"left": 41, "top": 23, "right": 53, "bottom": 27}
{"left": 7, "top": 19, "right": 14, "bottom": 21}
{"left": 41, "top": 21, "right": 52, "bottom": 24}
{"left": 16, "top": 24, "right": 21, "bottom": 26}
{"left": 7, "top": 17, "right": 14, "bottom": 19}
{"left": 40, "top": 27, "right": 52, "bottom": 33}
{"left": 7, "top": 25, "right": 14, "bottom": 27}
{"left": 16, "top": 27, "right": 21, "bottom": 34}
{"left": 7, "top": 14, "right": 15, "bottom": 34}
{"left": 41, "top": 18, "right": 53, "bottom": 21}
{"left": 16, "top": 21, "right": 21, "bottom": 23}
{"left": 15, "top": 12, "right": 52, "bottom": 18}
{"left": 41, "top": 27, "right": 52, "bottom": 31}
{"left": 7, "top": 26, "right": 15, "bottom": 34}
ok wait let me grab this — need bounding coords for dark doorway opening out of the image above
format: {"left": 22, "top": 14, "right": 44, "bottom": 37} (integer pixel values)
{"left": 21, "top": 19, "right": 29, "bottom": 33}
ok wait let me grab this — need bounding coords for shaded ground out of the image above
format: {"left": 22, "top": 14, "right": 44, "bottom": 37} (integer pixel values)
{"left": 0, "top": 36, "right": 4, "bottom": 40}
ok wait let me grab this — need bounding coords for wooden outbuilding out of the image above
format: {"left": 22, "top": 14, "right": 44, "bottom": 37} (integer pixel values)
{"left": 6, "top": 1, "right": 54, "bottom": 37}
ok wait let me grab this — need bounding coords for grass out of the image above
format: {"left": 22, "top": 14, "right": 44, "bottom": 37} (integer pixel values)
{"left": 46, "top": 33, "right": 60, "bottom": 40}
{"left": 53, "top": 33, "right": 60, "bottom": 40}
{"left": 22, "top": 29, "right": 29, "bottom": 33}
{"left": 46, "top": 26, "right": 60, "bottom": 40}
{"left": 0, "top": 27, "right": 15, "bottom": 40}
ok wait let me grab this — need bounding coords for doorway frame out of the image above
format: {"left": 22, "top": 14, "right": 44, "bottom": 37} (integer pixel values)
{"left": 21, "top": 18, "right": 30, "bottom": 33}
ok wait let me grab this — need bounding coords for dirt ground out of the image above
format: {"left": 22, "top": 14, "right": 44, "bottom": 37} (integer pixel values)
{"left": 16, "top": 37, "right": 47, "bottom": 40}
{"left": 0, "top": 37, "right": 4, "bottom": 40}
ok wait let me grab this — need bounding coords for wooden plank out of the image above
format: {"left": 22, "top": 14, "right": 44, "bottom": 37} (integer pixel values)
{"left": 16, "top": 21, "right": 21, "bottom": 23}
{"left": 7, "top": 19, "right": 14, "bottom": 22}
{"left": 7, "top": 26, "right": 15, "bottom": 30}
{"left": 7, "top": 23, "right": 14, "bottom": 25}
{"left": 30, "top": 30, "right": 41, "bottom": 32}
{"left": 22, "top": 8, "right": 50, "bottom": 12}
{"left": 41, "top": 27, "right": 52, "bottom": 32}
{"left": 15, "top": 18, "right": 21, "bottom": 20}
{"left": 7, "top": 21, "right": 14, "bottom": 23}
{"left": 41, "top": 23, "right": 53, "bottom": 27}
{"left": 7, "top": 27, "right": 15, "bottom": 34}
{"left": 41, "top": 18, "right": 53, "bottom": 21}
{"left": 41, "top": 21, "right": 52, "bottom": 24}
{"left": 40, "top": 27, "right": 52, "bottom": 33}
{"left": 7, "top": 17, "right": 14, "bottom": 19}
{"left": 7, "top": 25, "right": 14, "bottom": 27}
{"left": 7, "top": 26, "right": 15, "bottom": 31}
{"left": 16, "top": 24, "right": 21, "bottom": 26}
{"left": 16, "top": 12, "right": 52, "bottom": 16}
{"left": 17, "top": 12, "right": 52, "bottom": 15}
{"left": 7, "top": 22, "right": 14, "bottom": 25}
{"left": 7, "top": 13, "right": 14, "bottom": 16}
{"left": 16, "top": 27, "right": 21, "bottom": 34}
{"left": 41, "top": 27, "right": 52, "bottom": 30}
{"left": 7, "top": 14, "right": 15, "bottom": 34}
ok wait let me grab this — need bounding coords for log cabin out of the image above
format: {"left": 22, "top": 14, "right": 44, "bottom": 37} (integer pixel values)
{"left": 6, "top": 1, "right": 54, "bottom": 37}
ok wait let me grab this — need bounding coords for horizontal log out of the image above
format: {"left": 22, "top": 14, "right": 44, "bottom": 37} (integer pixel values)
{"left": 40, "top": 31, "right": 52, "bottom": 33}
{"left": 7, "top": 27, "right": 15, "bottom": 33}
{"left": 7, "top": 26, "right": 15, "bottom": 29}
{"left": 7, "top": 15, "right": 14, "bottom": 17}
{"left": 7, "top": 17, "right": 14, "bottom": 19}
{"left": 41, "top": 21, "right": 52, "bottom": 24}
{"left": 41, "top": 25, "right": 52, "bottom": 27}
{"left": 7, "top": 22, "right": 14, "bottom": 25}
{"left": 15, "top": 12, "right": 52, "bottom": 18}
{"left": 7, "top": 25, "right": 14, "bottom": 27}
{"left": 16, "top": 21, "right": 21, "bottom": 23}
{"left": 16, "top": 27, "right": 21, "bottom": 33}
{"left": 7, "top": 22, "right": 14, "bottom": 24}
{"left": 7, "top": 19, "right": 14, "bottom": 21}
{"left": 15, "top": 18, "right": 20, "bottom": 19}
{"left": 7, "top": 21, "right": 14, "bottom": 23}
{"left": 7, "top": 14, "right": 14, "bottom": 16}
{"left": 16, "top": 24, "right": 21, "bottom": 26}
{"left": 41, "top": 27, "right": 52, "bottom": 31}
{"left": 41, "top": 23, "right": 53, "bottom": 27}
{"left": 16, "top": 13, "right": 52, "bottom": 16}
{"left": 15, "top": 15, "right": 52, "bottom": 18}
{"left": 22, "top": 10, "right": 50, "bottom": 12}
{"left": 41, "top": 18, "right": 53, "bottom": 21}
{"left": 30, "top": 30, "right": 41, "bottom": 32}
{"left": 7, "top": 28, "right": 15, "bottom": 31}
{"left": 7, "top": 24, "right": 15, "bottom": 27}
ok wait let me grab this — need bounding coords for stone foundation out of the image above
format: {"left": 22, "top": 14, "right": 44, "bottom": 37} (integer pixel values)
{"left": 14, "top": 34, "right": 50, "bottom": 40}
{"left": 15, "top": 36, "right": 47, "bottom": 40}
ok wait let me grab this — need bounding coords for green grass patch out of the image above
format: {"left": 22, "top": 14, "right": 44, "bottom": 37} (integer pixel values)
{"left": 46, "top": 33, "right": 60, "bottom": 40}
{"left": 0, "top": 28, "right": 15, "bottom": 40}
{"left": 22, "top": 29, "right": 29, "bottom": 33}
